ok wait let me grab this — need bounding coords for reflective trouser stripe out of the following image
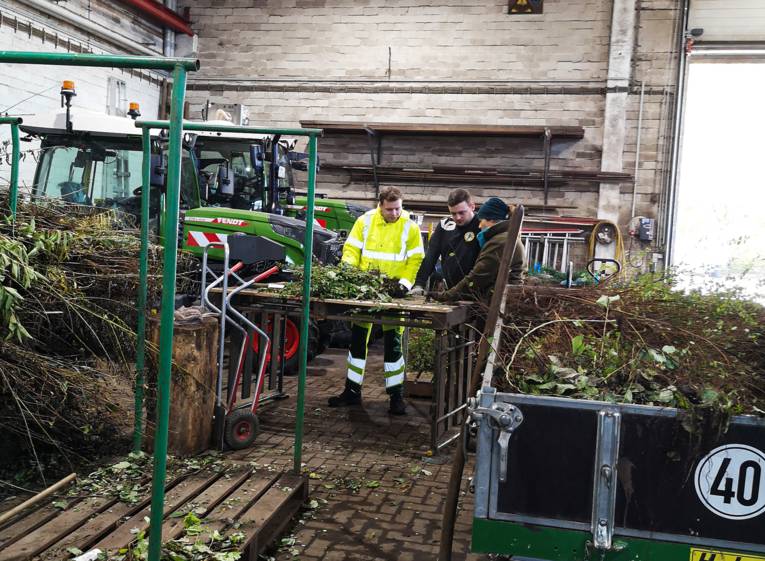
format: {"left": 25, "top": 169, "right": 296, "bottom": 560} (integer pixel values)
{"left": 385, "top": 372, "right": 405, "bottom": 388}
{"left": 384, "top": 355, "right": 405, "bottom": 389}
{"left": 347, "top": 321, "right": 405, "bottom": 388}
{"left": 347, "top": 369, "right": 364, "bottom": 385}
{"left": 346, "top": 352, "right": 366, "bottom": 384}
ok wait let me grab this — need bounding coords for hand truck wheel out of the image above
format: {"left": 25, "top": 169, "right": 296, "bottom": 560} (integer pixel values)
{"left": 224, "top": 409, "right": 259, "bottom": 450}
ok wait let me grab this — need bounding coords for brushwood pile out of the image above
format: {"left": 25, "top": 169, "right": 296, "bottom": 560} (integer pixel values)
{"left": 0, "top": 198, "right": 197, "bottom": 485}
{"left": 498, "top": 276, "right": 764, "bottom": 420}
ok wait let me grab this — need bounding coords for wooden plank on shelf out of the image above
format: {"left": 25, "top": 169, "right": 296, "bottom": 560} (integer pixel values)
{"left": 162, "top": 467, "right": 253, "bottom": 541}
{"left": 90, "top": 471, "right": 220, "bottom": 553}
{"left": 237, "top": 474, "right": 307, "bottom": 561}
{"left": 299, "top": 120, "right": 585, "bottom": 139}
{"left": 11, "top": 469, "right": 304, "bottom": 561}
{"left": 0, "top": 496, "right": 115, "bottom": 561}
{"left": 195, "top": 471, "right": 280, "bottom": 543}
{"left": 38, "top": 475, "right": 173, "bottom": 561}
{"left": 0, "top": 499, "right": 73, "bottom": 551}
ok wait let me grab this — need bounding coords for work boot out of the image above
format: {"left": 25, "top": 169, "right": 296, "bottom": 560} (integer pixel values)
{"left": 328, "top": 380, "right": 362, "bottom": 407}
{"left": 388, "top": 388, "right": 407, "bottom": 416}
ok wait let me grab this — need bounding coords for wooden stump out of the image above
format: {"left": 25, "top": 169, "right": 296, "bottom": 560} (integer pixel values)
{"left": 145, "top": 315, "right": 218, "bottom": 457}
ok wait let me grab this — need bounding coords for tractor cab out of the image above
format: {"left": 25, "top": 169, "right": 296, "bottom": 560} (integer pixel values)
{"left": 188, "top": 124, "right": 293, "bottom": 213}
{"left": 188, "top": 128, "right": 369, "bottom": 234}
{"left": 22, "top": 106, "right": 201, "bottom": 227}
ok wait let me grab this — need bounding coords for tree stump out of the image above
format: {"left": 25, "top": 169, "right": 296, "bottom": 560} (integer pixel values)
{"left": 145, "top": 314, "right": 219, "bottom": 457}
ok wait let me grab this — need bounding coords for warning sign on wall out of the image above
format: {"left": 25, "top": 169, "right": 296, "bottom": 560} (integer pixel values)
{"left": 508, "top": 0, "right": 543, "bottom": 14}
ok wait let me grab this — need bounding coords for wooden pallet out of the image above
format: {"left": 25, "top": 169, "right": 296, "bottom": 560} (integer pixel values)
{"left": 0, "top": 467, "right": 307, "bottom": 561}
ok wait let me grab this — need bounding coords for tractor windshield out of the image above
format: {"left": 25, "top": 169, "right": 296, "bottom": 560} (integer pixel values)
{"left": 197, "top": 139, "right": 265, "bottom": 209}
{"left": 194, "top": 137, "right": 295, "bottom": 211}
{"left": 33, "top": 135, "right": 201, "bottom": 211}
{"left": 34, "top": 137, "right": 143, "bottom": 205}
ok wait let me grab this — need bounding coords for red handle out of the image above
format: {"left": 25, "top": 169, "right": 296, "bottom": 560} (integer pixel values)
{"left": 252, "top": 265, "right": 280, "bottom": 283}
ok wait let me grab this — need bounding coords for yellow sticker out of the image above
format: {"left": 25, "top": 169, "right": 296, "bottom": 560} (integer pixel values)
{"left": 690, "top": 547, "right": 765, "bottom": 561}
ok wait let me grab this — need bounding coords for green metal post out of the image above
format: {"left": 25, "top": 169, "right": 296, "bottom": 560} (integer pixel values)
{"left": 147, "top": 64, "right": 187, "bottom": 561}
{"left": 0, "top": 51, "right": 198, "bottom": 71}
{"left": 0, "top": 117, "right": 22, "bottom": 219}
{"left": 293, "top": 134, "right": 317, "bottom": 475}
{"left": 133, "top": 127, "right": 152, "bottom": 453}
{"left": 9, "top": 122, "right": 19, "bottom": 219}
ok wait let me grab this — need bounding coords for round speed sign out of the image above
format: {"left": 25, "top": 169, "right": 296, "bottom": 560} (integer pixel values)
{"left": 694, "top": 444, "right": 765, "bottom": 520}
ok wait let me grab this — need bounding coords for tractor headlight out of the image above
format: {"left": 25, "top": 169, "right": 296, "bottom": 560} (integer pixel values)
{"left": 346, "top": 203, "right": 369, "bottom": 219}
{"left": 271, "top": 222, "right": 304, "bottom": 242}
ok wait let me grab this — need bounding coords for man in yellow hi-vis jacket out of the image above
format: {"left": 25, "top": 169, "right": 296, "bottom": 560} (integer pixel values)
{"left": 328, "top": 186, "right": 424, "bottom": 415}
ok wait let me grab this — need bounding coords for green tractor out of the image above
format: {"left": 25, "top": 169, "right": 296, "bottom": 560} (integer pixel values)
{"left": 182, "top": 125, "right": 368, "bottom": 262}
{"left": 21, "top": 101, "right": 362, "bottom": 368}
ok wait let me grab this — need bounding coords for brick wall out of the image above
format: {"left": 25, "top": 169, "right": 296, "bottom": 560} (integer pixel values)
{"left": 0, "top": 1, "right": 165, "bottom": 192}
{"left": 179, "top": 0, "right": 682, "bottom": 236}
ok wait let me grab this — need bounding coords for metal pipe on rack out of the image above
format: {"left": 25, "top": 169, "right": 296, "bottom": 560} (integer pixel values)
{"left": 631, "top": 80, "right": 645, "bottom": 219}
{"left": 163, "top": 0, "right": 177, "bottom": 57}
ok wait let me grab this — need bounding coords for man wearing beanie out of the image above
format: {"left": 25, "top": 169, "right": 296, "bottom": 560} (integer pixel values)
{"left": 434, "top": 196, "right": 525, "bottom": 303}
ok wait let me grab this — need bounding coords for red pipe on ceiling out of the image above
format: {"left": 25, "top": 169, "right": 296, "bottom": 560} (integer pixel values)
{"left": 117, "top": 0, "right": 194, "bottom": 36}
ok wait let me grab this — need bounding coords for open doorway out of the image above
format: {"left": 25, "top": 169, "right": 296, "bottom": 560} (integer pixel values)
{"left": 674, "top": 61, "right": 765, "bottom": 302}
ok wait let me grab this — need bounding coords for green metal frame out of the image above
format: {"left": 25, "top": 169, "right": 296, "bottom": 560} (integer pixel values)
{"left": 0, "top": 50, "right": 198, "bottom": 561}
{"left": 133, "top": 119, "right": 322, "bottom": 477}
{"left": 133, "top": 127, "right": 152, "bottom": 453}
{"left": 472, "top": 519, "right": 763, "bottom": 561}
{"left": 0, "top": 117, "right": 22, "bottom": 219}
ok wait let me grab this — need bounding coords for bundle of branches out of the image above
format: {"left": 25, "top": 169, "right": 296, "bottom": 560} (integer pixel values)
{"left": 0, "top": 343, "right": 120, "bottom": 480}
{"left": 283, "top": 262, "right": 399, "bottom": 301}
{"left": 497, "top": 274, "right": 765, "bottom": 420}
{"left": 0, "top": 198, "right": 198, "bottom": 480}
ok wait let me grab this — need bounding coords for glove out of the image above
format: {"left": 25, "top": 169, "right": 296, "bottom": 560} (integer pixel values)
{"left": 391, "top": 282, "right": 410, "bottom": 298}
{"left": 409, "top": 286, "right": 425, "bottom": 297}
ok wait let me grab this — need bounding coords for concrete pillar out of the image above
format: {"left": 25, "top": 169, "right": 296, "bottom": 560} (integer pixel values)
{"left": 598, "top": 0, "right": 637, "bottom": 223}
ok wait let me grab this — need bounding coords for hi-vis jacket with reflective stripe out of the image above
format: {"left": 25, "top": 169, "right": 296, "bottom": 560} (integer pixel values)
{"left": 342, "top": 208, "right": 425, "bottom": 289}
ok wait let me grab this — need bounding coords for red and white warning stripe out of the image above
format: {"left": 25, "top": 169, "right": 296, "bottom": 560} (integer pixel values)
{"left": 186, "top": 230, "right": 228, "bottom": 248}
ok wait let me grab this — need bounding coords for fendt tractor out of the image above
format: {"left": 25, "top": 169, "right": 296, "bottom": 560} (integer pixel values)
{"left": 20, "top": 83, "right": 366, "bottom": 368}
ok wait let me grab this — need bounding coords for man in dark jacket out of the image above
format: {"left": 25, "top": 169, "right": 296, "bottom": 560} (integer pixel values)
{"left": 434, "top": 197, "right": 525, "bottom": 304}
{"left": 411, "top": 189, "right": 481, "bottom": 296}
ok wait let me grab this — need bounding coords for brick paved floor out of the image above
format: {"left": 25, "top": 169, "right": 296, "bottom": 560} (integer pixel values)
{"left": 230, "top": 344, "right": 487, "bottom": 561}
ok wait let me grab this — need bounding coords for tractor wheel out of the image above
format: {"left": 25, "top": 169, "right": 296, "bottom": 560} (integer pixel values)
{"left": 283, "top": 318, "right": 323, "bottom": 376}
{"left": 282, "top": 317, "right": 302, "bottom": 375}
{"left": 251, "top": 318, "right": 323, "bottom": 376}
{"left": 224, "top": 409, "right": 259, "bottom": 450}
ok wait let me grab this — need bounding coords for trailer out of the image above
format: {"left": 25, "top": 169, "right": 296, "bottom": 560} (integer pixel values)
{"left": 469, "top": 388, "right": 765, "bottom": 560}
